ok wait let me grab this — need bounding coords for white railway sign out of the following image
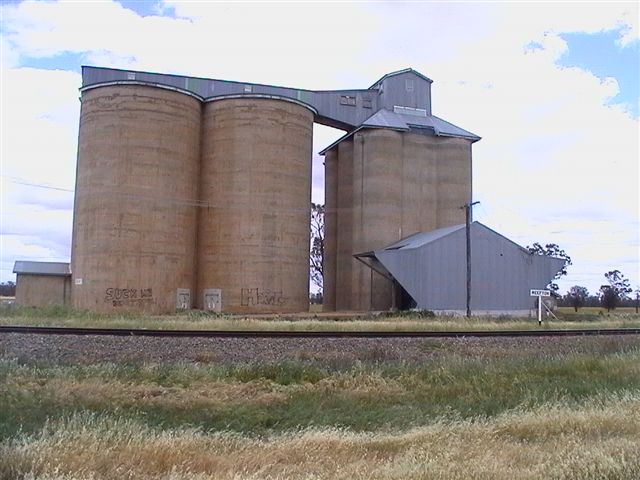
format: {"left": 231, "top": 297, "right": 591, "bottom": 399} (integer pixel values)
{"left": 531, "top": 289, "right": 551, "bottom": 325}
{"left": 530, "top": 289, "right": 551, "bottom": 297}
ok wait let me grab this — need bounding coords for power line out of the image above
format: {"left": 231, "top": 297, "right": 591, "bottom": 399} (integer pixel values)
{"left": 2, "top": 175, "right": 74, "bottom": 193}
{"left": 3, "top": 176, "right": 322, "bottom": 212}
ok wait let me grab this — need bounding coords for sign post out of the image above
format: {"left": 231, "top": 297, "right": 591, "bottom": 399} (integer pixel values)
{"left": 530, "top": 289, "right": 551, "bottom": 325}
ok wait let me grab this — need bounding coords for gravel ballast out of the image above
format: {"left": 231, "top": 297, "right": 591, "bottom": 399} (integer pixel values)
{"left": 1, "top": 333, "right": 639, "bottom": 366}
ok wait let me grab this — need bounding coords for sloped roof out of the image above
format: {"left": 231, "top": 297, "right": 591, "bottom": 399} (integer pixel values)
{"left": 379, "top": 222, "right": 535, "bottom": 255}
{"left": 13, "top": 261, "right": 71, "bottom": 276}
{"left": 429, "top": 115, "right": 480, "bottom": 141}
{"left": 362, "top": 109, "right": 410, "bottom": 130}
{"left": 381, "top": 224, "right": 466, "bottom": 251}
{"left": 319, "top": 108, "right": 480, "bottom": 155}
{"left": 369, "top": 68, "right": 434, "bottom": 88}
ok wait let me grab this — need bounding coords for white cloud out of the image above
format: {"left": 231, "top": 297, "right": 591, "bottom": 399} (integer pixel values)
{"left": 0, "top": 0, "right": 637, "bottom": 294}
{"left": 1, "top": 67, "right": 80, "bottom": 188}
{"left": 2, "top": 0, "right": 380, "bottom": 88}
{"left": 0, "top": 202, "right": 73, "bottom": 282}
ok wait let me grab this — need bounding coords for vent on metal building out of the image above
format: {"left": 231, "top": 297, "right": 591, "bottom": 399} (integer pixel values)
{"left": 393, "top": 106, "right": 427, "bottom": 117}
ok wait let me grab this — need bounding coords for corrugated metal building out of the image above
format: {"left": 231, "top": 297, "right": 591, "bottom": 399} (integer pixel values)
{"left": 355, "top": 222, "right": 565, "bottom": 314}
{"left": 13, "top": 261, "right": 72, "bottom": 307}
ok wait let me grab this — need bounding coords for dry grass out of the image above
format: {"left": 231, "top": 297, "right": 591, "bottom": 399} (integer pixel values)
{"left": 2, "top": 306, "right": 640, "bottom": 332}
{"left": 2, "top": 394, "right": 639, "bottom": 480}
{"left": 2, "top": 307, "right": 639, "bottom": 479}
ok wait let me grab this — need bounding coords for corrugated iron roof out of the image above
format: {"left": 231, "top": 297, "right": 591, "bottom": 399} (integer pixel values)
{"left": 318, "top": 109, "right": 480, "bottom": 155}
{"left": 429, "top": 115, "right": 481, "bottom": 141}
{"left": 362, "top": 109, "right": 410, "bottom": 130}
{"left": 381, "top": 224, "right": 466, "bottom": 251}
{"left": 13, "top": 261, "right": 71, "bottom": 276}
{"left": 369, "top": 68, "right": 434, "bottom": 88}
{"left": 379, "top": 222, "right": 551, "bottom": 258}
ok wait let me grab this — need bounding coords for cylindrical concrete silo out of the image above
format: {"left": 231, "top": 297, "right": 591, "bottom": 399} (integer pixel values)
{"left": 401, "top": 133, "right": 439, "bottom": 234}
{"left": 324, "top": 129, "right": 472, "bottom": 312}
{"left": 197, "top": 97, "right": 314, "bottom": 313}
{"left": 323, "top": 148, "right": 338, "bottom": 312}
{"left": 334, "top": 139, "right": 354, "bottom": 311}
{"left": 71, "top": 84, "right": 201, "bottom": 314}
{"left": 436, "top": 137, "right": 472, "bottom": 227}
{"left": 352, "top": 129, "right": 403, "bottom": 311}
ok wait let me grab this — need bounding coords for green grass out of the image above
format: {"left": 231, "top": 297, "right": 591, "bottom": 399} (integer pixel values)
{"left": 2, "top": 345, "right": 639, "bottom": 441}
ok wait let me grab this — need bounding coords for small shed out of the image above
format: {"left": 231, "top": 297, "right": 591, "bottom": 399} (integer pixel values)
{"left": 13, "top": 261, "right": 72, "bottom": 307}
{"left": 356, "top": 222, "right": 565, "bottom": 315}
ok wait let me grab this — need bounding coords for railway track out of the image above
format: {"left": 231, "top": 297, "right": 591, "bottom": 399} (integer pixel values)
{"left": 1, "top": 325, "right": 639, "bottom": 338}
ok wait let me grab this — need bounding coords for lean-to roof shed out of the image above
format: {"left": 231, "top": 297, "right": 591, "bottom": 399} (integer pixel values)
{"left": 356, "top": 222, "right": 565, "bottom": 313}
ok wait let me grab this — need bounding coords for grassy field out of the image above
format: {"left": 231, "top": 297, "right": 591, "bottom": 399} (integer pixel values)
{"left": 1, "top": 333, "right": 640, "bottom": 479}
{"left": 558, "top": 306, "right": 639, "bottom": 315}
{"left": 2, "top": 305, "right": 640, "bottom": 332}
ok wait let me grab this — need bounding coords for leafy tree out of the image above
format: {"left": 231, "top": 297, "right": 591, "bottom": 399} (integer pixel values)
{"left": 0, "top": 281, "right": 16, "bottom": 297}
{"left": 310, "top": 203, "right": 324, "bottom": 291}
{"left": 566, "top": 285, "right": 589, "bottom": 312}
{"left": 526, "top": 243, "right": 572, "bottom": 296}
{"left": 599, "top": 270, "right": 632, "bottom": 312}
{"left": 599, "top": 286, "right": 617, "bottom": 312}
{"left": 309, "top": 292, "right": 324, "bottom": 305}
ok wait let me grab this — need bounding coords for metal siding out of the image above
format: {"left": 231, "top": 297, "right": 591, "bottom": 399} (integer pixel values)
{"left": 430, "top": 228, "right": 466, "bottom": 310}
{"left": 82, "top": 67, "right": 478, "bottom": 141}
{"left": 378, "top": 71, "right": 432, "bottom": 114}
{"left": 13, "top": 261, "right": 71, "bottom": 276}
{"left": 376, "top": 223, "right": 565, "bottom": 311}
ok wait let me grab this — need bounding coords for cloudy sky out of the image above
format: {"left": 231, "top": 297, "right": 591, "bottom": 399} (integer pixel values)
{"left": 1, "top": 0, "right": 638, "bottom": 296}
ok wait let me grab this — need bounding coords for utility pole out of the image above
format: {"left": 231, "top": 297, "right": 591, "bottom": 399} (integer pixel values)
{"left": 461, "top": 201, "right": 480, "bottom": 317}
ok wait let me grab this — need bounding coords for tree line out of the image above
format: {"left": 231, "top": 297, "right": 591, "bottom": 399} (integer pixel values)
{"left": 0, "top": 281, "right": 16, "bottom": 297}
{"left": 558, "top": 270, "right": 637, "bottom": 312}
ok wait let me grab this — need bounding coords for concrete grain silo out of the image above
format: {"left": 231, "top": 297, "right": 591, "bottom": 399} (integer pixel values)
{"left": 71, "top": 84, "right": 201, "bottom": 313}
{"left": 320, "top": 70, "right": 477, "bottom": 312}
{"left": 322, "top": 130, "right": 474, "bottom": 311}
{"left": 68, "top": 66, "right": 479, "bottom": 314}
{"left": 197, "top": 98, "right": 314, "bottom": 313}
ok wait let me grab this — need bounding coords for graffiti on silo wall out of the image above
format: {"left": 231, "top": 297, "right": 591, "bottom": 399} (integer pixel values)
{"left": 104, "top": 287, "right": 154, "bottom": 307}
{"left": 241, "top": 288, "right": 287, "bottom": 307}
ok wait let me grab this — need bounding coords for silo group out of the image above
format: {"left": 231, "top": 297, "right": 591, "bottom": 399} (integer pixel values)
{"left": 72, "top": 82, "right": 314, "bottom": 314}
{"left": 71, "top": 66, "right": 479, "bottom": 314}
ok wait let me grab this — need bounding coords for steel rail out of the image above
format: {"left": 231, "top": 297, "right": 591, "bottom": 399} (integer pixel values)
{"left": 1, "top": 325, "right": 639, "bottom": 338}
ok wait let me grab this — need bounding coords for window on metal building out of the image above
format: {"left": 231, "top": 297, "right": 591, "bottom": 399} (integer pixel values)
{"left": 405, "top": 79, "right": 414, "bottom": 92}
{"left": 340, "top": 95, "right": 356, "bottom": 106}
